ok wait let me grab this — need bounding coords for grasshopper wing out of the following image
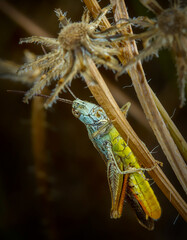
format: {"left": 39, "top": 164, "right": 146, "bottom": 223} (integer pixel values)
{"left": 106, "top": 145, "right": 129, "bottom": 219}
{"left": 126, "top": 187, "right": 154, "bottom": 230}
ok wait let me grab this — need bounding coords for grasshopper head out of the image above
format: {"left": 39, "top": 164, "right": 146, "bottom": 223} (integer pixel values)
{"left": 72, "top": 99, "right": 108, "bottom": 126}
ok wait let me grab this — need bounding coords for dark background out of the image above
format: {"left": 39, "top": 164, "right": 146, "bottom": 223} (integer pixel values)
{"left": 0, "top": 0, "right": 186, "bottom": 239}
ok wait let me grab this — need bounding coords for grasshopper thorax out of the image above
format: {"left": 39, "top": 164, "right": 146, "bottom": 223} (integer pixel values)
{"left": 72, "top": 99, "right": 109, "bottom": 126}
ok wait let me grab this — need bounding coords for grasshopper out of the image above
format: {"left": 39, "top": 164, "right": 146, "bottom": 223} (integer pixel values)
{"left": 8, "top": 90, "right": 161, "bottom": 230}
{"left": 71, "top": 98, "right": 161, "bottom": 230}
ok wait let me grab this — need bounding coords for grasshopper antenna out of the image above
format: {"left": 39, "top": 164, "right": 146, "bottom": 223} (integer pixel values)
{"left": 66, "top": 86, "right": 77, "bottom": 99}
{"left": 6, "top": 90, "right": 73, "bottom": 104}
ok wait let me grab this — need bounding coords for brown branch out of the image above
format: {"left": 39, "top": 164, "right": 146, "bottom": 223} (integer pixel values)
{"left": 83, "top": 0, "right": 187, "bottom": 220}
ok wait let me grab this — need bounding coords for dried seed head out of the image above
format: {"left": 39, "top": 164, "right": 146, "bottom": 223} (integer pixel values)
{"left": 58, "top": 23, "right": 90, "bottom": 50}
{"left": 158, "top": 8, "right": 187, "bottom": 35}
{"left": 18, "top": 5, "right": 123, "bottom": 107}
{"left": 118, "top": 1, "right": 187, "bottom": 107}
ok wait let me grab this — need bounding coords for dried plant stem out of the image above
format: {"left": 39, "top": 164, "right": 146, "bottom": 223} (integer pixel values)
{"left": 31, "top": 97, "right": 59, "bottom": 240}
{"left": 31, "top": 97, "right": 47, "bottom": 179}
{"left": 110, "top": 0, "right": 187, "bottom": 194}
{"left": 104, "top": 77, "right": 150, "bottom": 131}
{"left": 151, "top": 90, "right": 187, "bottom": 162}
{"left": 83, "top": 0, "right": 187, "bottom": 220}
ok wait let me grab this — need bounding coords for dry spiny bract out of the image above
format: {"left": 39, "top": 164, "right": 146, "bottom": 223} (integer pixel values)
{"left": 18, "top": 5, "right": 123, "bottom": 108}
{"left": 0, "top": 51, "right": 40, "bottom": 84}
{"left": 118, "top": 0, "right": 187, "bottom": 107}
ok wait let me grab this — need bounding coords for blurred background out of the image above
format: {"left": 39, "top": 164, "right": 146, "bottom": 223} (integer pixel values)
{"left": 0, "top": 0, "right": 186, "bottom": 239}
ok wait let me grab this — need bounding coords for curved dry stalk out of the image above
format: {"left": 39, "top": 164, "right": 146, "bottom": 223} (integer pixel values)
{"left": 83, "top": 0, "right": 187, "bottom": 220}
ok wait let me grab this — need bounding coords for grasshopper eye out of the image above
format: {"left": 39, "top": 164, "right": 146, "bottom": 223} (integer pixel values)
{"left": 72, "top": 108, "right": 80, "bottom": 118}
